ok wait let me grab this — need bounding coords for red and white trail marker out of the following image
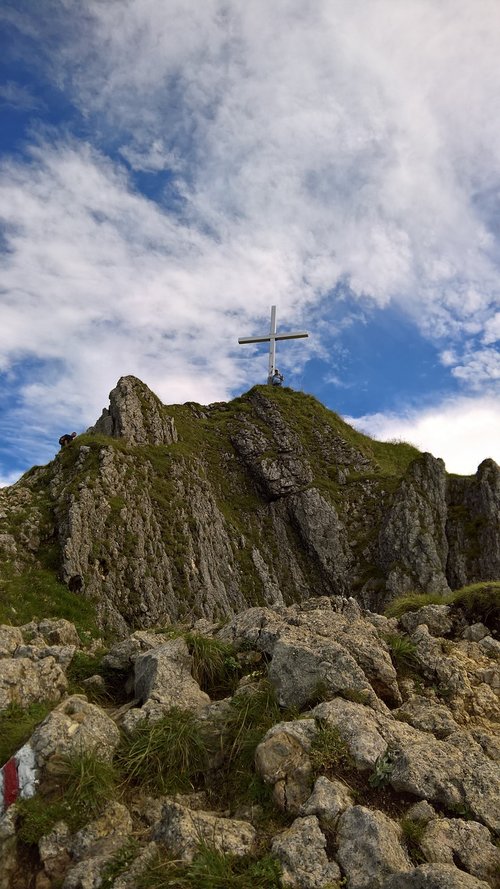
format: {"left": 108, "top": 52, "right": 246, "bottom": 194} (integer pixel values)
{"left": 0, "top": 743, "right": 37, "bottom": 815}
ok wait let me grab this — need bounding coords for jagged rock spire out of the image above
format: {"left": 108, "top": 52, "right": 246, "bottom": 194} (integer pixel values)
{"left": 89, "top": 376, "right": 177, "bottom": 446}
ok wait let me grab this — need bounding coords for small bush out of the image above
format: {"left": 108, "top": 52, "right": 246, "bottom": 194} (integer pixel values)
{"left": 16, "top": 796, "right": 69, "bottom": 845}
{"left": 220, "top": 682, "right": 281, "bottom": 799}
{"left": 384, "top": 582, "right": 500, "bottom": 633}
{"left": 384, "top": 592, "right": 445, "bottom": 619}
{"left": 117, "top": 708, "right": 208, "bottom": 794}
{"left": 369, "top": 750, "right": 395, "bottom": 788}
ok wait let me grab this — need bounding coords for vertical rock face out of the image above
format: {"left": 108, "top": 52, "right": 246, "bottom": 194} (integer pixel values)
{"left": 378, "top": 454, "right": 451, "bottom": 601}
{"left": 447, "top": 459, "right": 500, "bottom": 589}
{"left": 2, "top": 376, "right": 500, "bottom": 633}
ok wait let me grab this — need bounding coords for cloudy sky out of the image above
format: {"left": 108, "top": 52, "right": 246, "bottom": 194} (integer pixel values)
{"left": 1, "top": 0, "right": 500, "bottom": 485}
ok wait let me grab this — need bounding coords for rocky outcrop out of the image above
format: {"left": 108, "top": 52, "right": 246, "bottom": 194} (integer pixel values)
{"left": 89, "top": 375, "right": 178, "bottom": 446}
{"left": 2, "top": 377, "right": 500, "bottom": 632}
{"left": 0, "top": 596, "right": 499, "bottom": 889}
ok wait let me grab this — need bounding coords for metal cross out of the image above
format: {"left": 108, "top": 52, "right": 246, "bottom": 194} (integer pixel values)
{"left": 238, "top": 305, "right": 309, "bottom": 384}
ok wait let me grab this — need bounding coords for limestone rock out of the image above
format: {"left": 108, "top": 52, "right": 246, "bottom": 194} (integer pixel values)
{"left": 399, "top": 605, "right": 453, "bottom": 638}
{"left": 70, "top": 802, "right": 133, "bottom": 861}
{"left": 420, "top": 817, "right": 500, "bottom": 887}
{"left": 336, "top": 806, "right": 411, "bottom": 889}
{"left": 313, "top": 698, "right": 387, "bottom": 770}
{"left": 30, "top": 695, "right": 120, "bottom": 771}
{"left": 122, "top": 637, "right": 210, "bottom": 730}
{"left": 38, "top": 821, "right": 72, "bottom": 884}
{"left": 300, "top": 775, "right": 354, "bottom": 825}
{"left": 255, "top": 720, "right": 316, "bottom": 814}
{"left": 271, "top": 815, "right": 341, "bottom": 888}
{"left": 0, "top": 626, "right": 23, "bottom": 658}
{"left": 382, "top": 863, "right": 491, "bottom": 889}
{"left": 0, "top": 807, "right": 18, "bottom": 889}
{"left": 152, "top": 800, "right": 256, "bottom": 861}
{"left": 379, "top": 453, "right": 451, "bottom": 599}
{"left": 0, "top": 656, "right": 67, "bottom": 711}
{"left": 90, "top": 375, "right": 177, "bottom": 446}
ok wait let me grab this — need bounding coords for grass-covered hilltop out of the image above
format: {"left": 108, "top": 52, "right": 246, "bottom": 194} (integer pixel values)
{"left": 2, "top": 375, "right": 500, "bottom": 637}
{"left": 1, "top": 377, "right": 499, "bottom": 889}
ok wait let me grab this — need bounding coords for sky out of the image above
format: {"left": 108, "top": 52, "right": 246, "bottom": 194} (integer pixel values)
{"left": 2, "top": 0, "right": 500, "bottom": 485}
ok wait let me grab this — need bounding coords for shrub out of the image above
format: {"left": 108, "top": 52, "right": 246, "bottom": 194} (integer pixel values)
{"left": 100, "top": 839, "right": 140, "bottom": 888}
{"left": 184, "top": 632, "right": 241, "bottom": 696}
{"left": 369, "top": 750, "right": 395, "bottom": 788}
{"left": 117, "top": 708, "right": 208, "bottom": 794}
{"left": 16, "top": 796, "right": 70, "bottom": 845}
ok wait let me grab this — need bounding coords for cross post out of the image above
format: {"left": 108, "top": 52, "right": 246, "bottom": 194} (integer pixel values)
{"left": 238, "top": 305, "right": 309, "bottom": 384}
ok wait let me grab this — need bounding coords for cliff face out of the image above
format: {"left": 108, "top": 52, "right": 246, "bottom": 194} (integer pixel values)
{"left": 1, "top": 376, "right": 499, "bottom": 634}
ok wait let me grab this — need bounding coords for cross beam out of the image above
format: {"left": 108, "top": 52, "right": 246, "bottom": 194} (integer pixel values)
{"left": 238, "top": 305, "right": 309, "bottom": 384}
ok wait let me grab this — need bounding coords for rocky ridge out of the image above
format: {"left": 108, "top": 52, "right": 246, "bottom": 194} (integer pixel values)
{"left": 1, "top": 376, "right": 500, "bottom": 635}
{"left": 0, "top": 595, "right": 499, "bottom": 888}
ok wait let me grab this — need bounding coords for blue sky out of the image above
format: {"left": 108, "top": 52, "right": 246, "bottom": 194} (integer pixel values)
{"left": 2, "top": 0, "right": 500, "bottom": 485}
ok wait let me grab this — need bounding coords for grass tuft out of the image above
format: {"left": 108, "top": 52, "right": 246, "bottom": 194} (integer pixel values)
{"left": 401, "top": 817, "right": 427, "bottom": 865}
{"left": 385, "top": 582, "right": 500, "bottom": 633}
{"left": 309, "top": 722, "right": 354, "bottom": 778}
{"left": 384, "top": 634, "right": 419, "bottom": 670}
{"left": 136, "top": 845, "right": 282, "bottom": 889}
{"left": 117, "top": 708, "right": 208, "bottom": 794}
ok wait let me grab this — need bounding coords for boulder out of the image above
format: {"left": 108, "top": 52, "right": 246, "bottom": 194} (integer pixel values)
{"left": 255, "top": 720, "right": 316, "bottom": 814}
{"left": 382, "top": 863, "right": 491, "bottom": 888}
{"left": 300, "top": 775, "right": 354, "bottom": 825}
{"left": 313, "top": 699, "right": 387, "bottom": 770}
{"left": 30, "top": 695, "right": 120, "bottom": 771}
{"left": 420, "top": 817, "right": 500, "bottom": 887}
{"left": 152, "top": 800, "right": 256, "bottom": 862}
{"left": 0, "top": 626, "right": 23, "bottom": 658}
{"left": 271, "top": 815, "right": 341, "bottom": 888}
{"left": 122, "top": 637, "right": 210, "bottom": 731}
{"left": 0, "top": 656, "right": 67, "bottom": 711}
{"left": 400, "top": 605, "right": 453, "bottom": 638}
{"left": 336, "top": 806, "right": 411, "bottom": 889}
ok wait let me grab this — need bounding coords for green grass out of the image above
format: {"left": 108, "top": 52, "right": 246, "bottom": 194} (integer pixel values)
{"left": 161, "top": 630, "right": 241, "bottom": 697}
{"left": 58, "top": 748, "right": 119, "bottom": 818}
{"left": 218, "top": 681, "right": 282, "bottom": 804}
{"left": 16, "top": 749, "right": 119, "bottom": 844}
{"left": 117, "top": 708, "right": 208, "bottom": 794}
{"left": 385, "top": 581, "right": 500, "bottom": 632}
{"left": 400, "top": 817, "right": 427, "bottom": 865}
{"left": 100, "top": 839, "right": 140, "bottom": 888}
{"left": 0, "top": 701, "right": 52, "bottom": 764}
{"left": 309, "top": 722, "right": 354, "bottom": 778}
{"left": 384, "top": 633, "right": 419, "bottom": 670}
{"left": 136, "top": 846, "right": 282, "bottom": 889}
{"left": 0, "top": 563, "right": 99, "bottom": 639}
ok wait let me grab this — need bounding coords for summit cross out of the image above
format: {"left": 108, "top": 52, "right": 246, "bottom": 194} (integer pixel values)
{"left": 238, "top": 305, "right": 309, "bottom": 384}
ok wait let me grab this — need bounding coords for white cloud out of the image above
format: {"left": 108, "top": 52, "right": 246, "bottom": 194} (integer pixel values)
{"left": 2, "top": 0, "right": 500, "bottom": 469}
{"left": 350, "top": 396, "right": 500, "bottom": 474}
